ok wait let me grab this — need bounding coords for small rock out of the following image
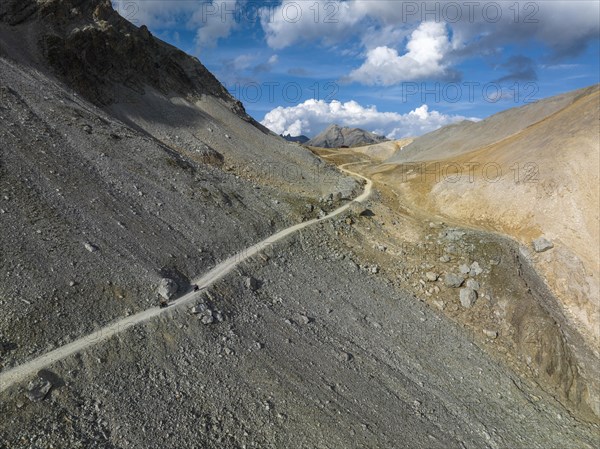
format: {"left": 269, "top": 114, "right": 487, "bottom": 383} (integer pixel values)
{"left": 466, "top": 279, "right": 480, "bottom": 291}
{"left": 470, "top": 261, "right": 483, "bottom": 276}
{"left": 339, "top": 351, "right": 353, "bottom": 362}
{"left": 483, "top": 329, "right": 499, "bottom": 339}
{"left": 190, "top": 304, "right": 206, "bottom": 315}
{"left": 444, "top": 273, "right": 464, "bottom": 288}
{"left": 370, "top": 265, "right": 380, "bottom": 274}
{"left": 445, "top": 244, "right": 457, "bottom": 254}
{"left": 83, "top": 242, "right": 98, "bottom": 253}
{"left": 532, "top": 237, "right": 554, "bottom": 253}
{"left": 443, "top": 229, "right": 466, "bottom": 241}
{"left": 244, "top": 276, "right": 260, "bottom": 291}
{"left": 425, "top": 272, "right": 438, "bottom": 282}
{"left": 82, "top": 124, "right": 92, "bottom": 134}
{"left": 459, "top": 264, "right": 470, "bottom": 275}
{"left": 345, "top": 217, "right": 354, "bottom": 225}
{"left": 459, "top": 288, "right": 477, "bottom": 308}
{"left": 200, "top": 314, "right": 214, "bottom": 325}
{"left": 25, "top": 378, "right": 52, "bottom": 402}
{"left": 439, "top": 255, "right": 451, "bottom": 263}
{"left": 433, "top": 300, "right": 445, "bottom": 310}
{"left": 297, "top": 314, "right": 311, "bottom": 325}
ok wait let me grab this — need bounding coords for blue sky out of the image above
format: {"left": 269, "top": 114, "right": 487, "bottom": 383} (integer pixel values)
{"left": 113, "top": 1, "right": 600, "bottom": 138}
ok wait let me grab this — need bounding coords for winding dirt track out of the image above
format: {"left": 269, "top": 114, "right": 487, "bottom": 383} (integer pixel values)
{"left": 0, "top": 164, "right": 372, "bottom": 393}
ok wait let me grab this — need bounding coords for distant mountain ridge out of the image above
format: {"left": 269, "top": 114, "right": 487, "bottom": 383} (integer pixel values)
{"left": 385, "top": 87, "right": 597, "bottom": 163}
{"left": 281, "top": 134, "right": 310, "bottom": 144}
{"left": 307, "top": 124, "right": 388, "bottom": 148}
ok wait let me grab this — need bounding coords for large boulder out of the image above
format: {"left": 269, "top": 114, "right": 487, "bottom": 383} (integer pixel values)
{"left": 157, "top": 278, "right": 178, "bottom": 300}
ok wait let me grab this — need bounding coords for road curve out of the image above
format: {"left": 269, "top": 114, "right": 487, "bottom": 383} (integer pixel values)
{"left": 0, "top": 165, "right": 372, "bottom": 393}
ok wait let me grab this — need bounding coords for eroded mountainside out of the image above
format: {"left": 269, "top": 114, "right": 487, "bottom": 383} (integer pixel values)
{"left": 336, "top": 85, "right": 600, "bottom": 419}
{"left": 1, "top": 1, "right": 599, "bottom": 447}
{"left": 381, "top": 85, "right": 600, "bottom": 353}
{"left": 0, "top": 0, "right": 356, "bottom": 368}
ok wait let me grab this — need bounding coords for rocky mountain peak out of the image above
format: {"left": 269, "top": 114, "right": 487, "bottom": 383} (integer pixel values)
{"left": 0, "top": 0, "right": 248, "bottom": 116}
{"left": 307, "top": 124, "right": 388, "bottom": 148}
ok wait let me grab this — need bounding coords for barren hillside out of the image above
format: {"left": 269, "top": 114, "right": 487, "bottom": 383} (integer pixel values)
{"left": 377, "top": 85, "right": 600, "bottom": 349}
{"left": 386, "top": 87, "right": 595, "bottom": 164}
{"left": 359, "top": 85, "right": 600, "bottom": 417}
{"left": 0, "top": 0, "right": 356, "bottom": 368}
{"left": 346, "top": 138, "right": 415, "bottom": 162}
{"left": 1, "top": 1, "right": 599, "bottom": 447}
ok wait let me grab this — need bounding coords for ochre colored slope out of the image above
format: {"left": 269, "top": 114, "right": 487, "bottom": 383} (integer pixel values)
{"left": 375, "top": 87, "right": 600, "bottom": 348}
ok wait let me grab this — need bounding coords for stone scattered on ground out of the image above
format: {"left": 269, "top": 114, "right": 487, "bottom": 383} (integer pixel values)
{"left": 483, "top": 329, "right": 499, "bottom": 339}
{"left": 25, "top": 378, "right": 52, "bottom": 402}
{"left": 297, "top": 314, "right": 311, "bottom": 325}
{"left": 442, "top": 229, "right": 466, "bottom": 242}
{"left": 470, "top": 262, "right": 483, "bottom": 276}
{"left": 532, "top": 237, "right": 554, "bottom": 253}
{"left": 444, "top": 273, "right": 464, "bottom": 288}
{"left": 466, "top": 279, "right": 480, "bottom": 291}
{"left": 338, "top": 351, "right": 354, "bottom": 362}
{"left": 433, "top": 299, "right": 445, "bottom": 310}
{"left": 459, "top": 288, "right": 478, "bottom": 308}
{"left": 244, "top": 276, "right": 260, "bottom": 291}
{"left": 83, "top": 242, "right": 98, "bottom": 253}
{"left": 459, "top": 264, "right": 470, "bottom": 275}
{"left": 425, "top": 272, "right": 438, "bottom": 282}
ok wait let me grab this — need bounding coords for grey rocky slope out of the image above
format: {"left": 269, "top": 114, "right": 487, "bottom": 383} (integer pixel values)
{"left": 307, "top": 124, "right": 388, "bottom": 148}
{"left": 2, "top": 223, "right": 599, "bottom": 448}
{"left": 1, "top": 0, "right": 598, "bottom": 447}
{"left": 0, "top": 0, "right": 355, "bottom": 367}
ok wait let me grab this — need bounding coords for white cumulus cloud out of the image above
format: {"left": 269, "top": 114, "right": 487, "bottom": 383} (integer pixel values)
{"left": 192, "top": 0, "right": 241, "bottom": 48}
{"left": 348, "top": 22, "right": 452, "bottom": 85}
{"left": 260, "top": 99, "right": 474, "bottom": 138}
{"left": 259, "top": 1, "right": 599, "bottom": 85}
